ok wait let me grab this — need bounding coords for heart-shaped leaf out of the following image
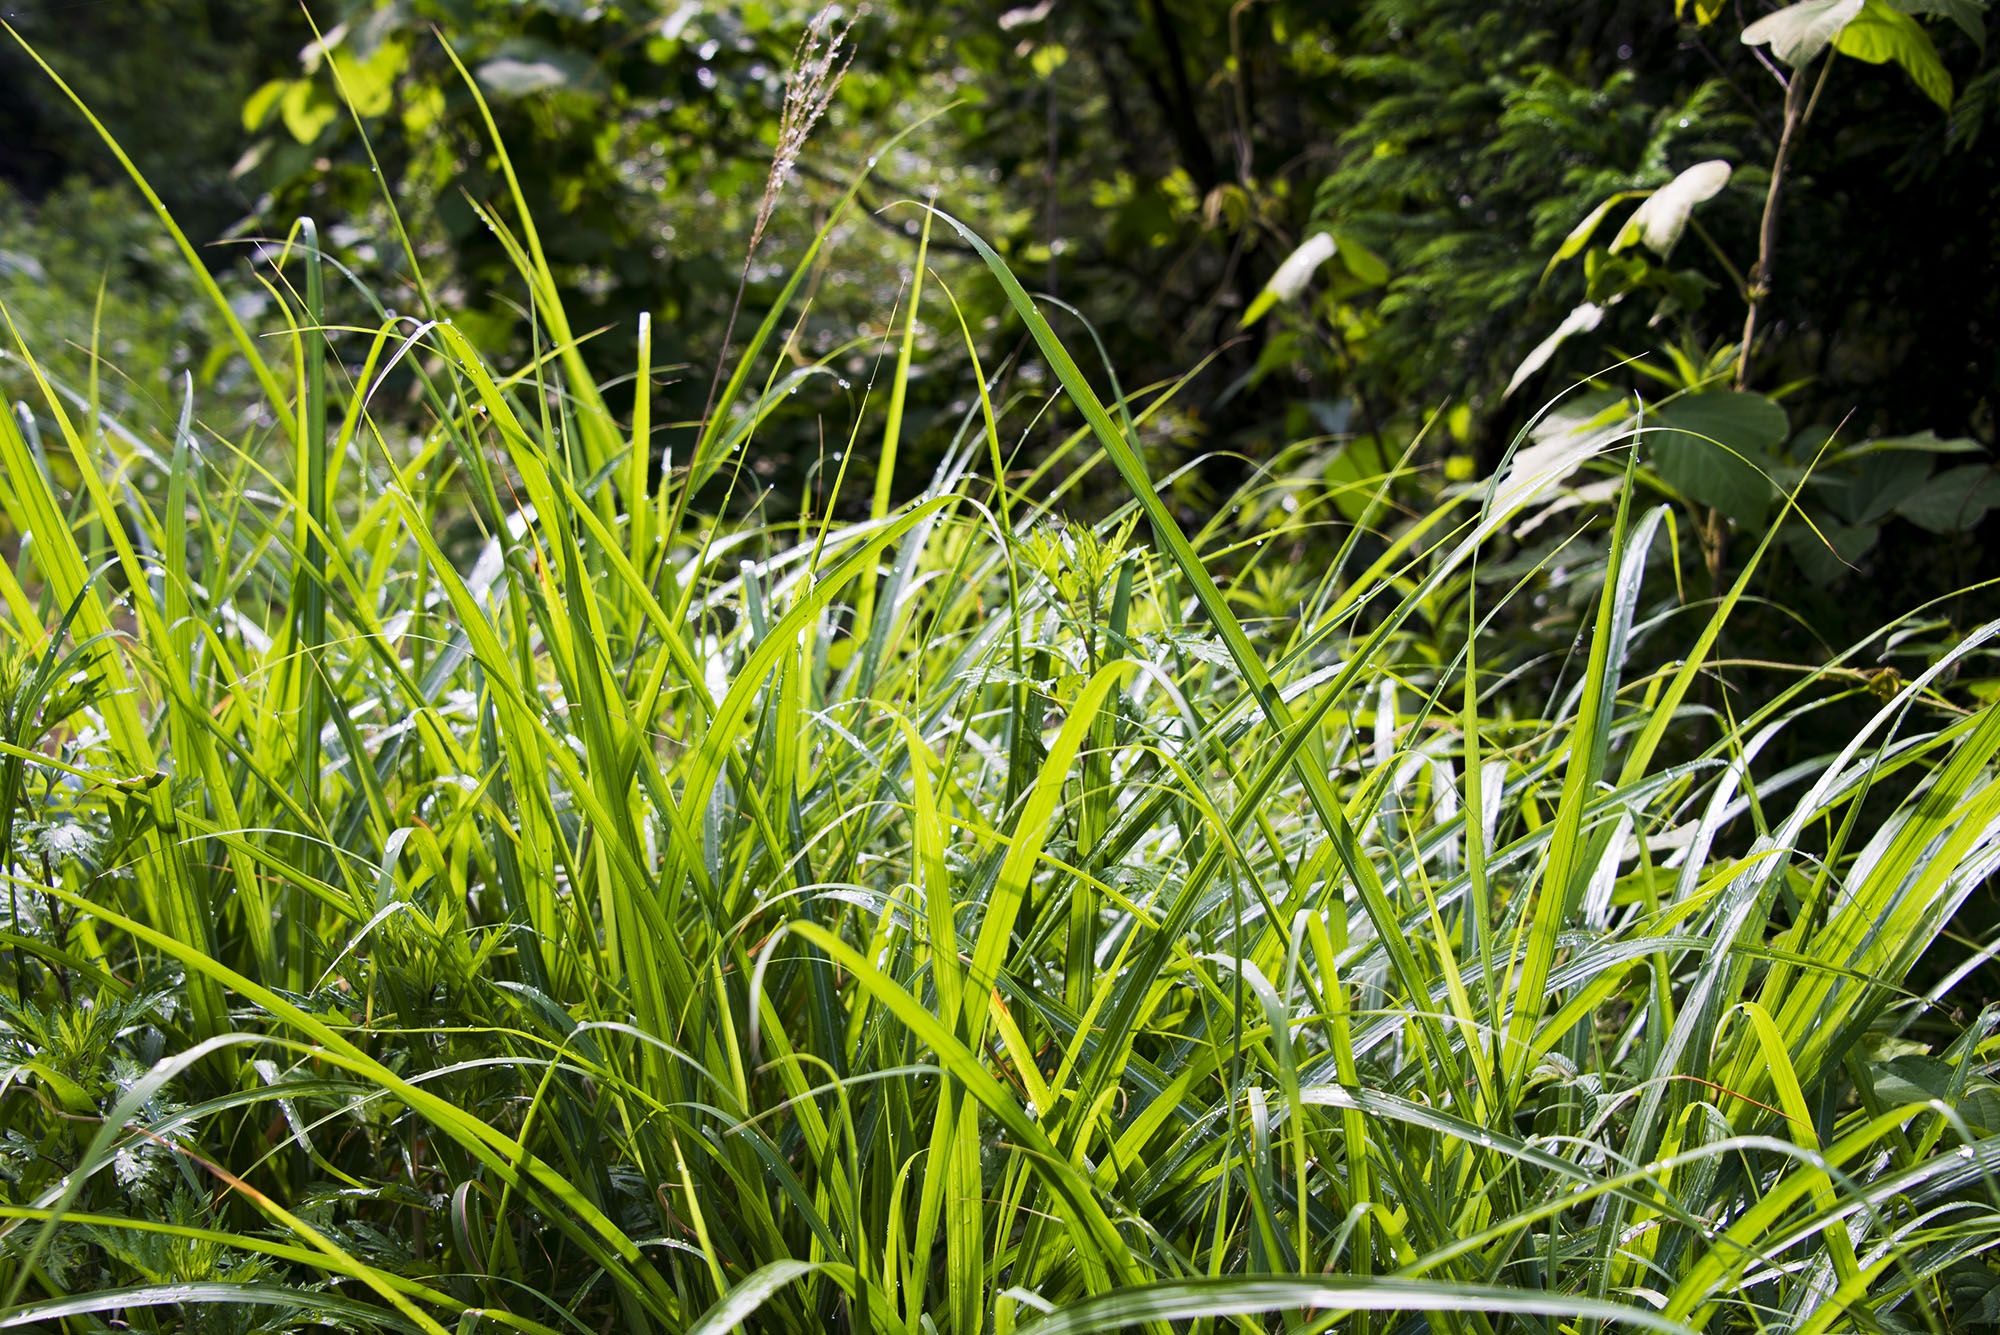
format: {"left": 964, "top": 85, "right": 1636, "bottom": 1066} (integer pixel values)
{"left": 1650, "top": 391, "right": 1789, "bottom": 526}
{"left": 1890, "top": 0, "right": 1985, "bottom": 52}
{"left": 1742, "top": 0, "right": 1866, "bottom": 66}
{"left": 1836, "top": 0, "right": 1954, "bottom": 108}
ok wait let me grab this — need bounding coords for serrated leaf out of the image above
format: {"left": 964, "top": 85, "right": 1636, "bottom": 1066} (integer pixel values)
{"left": 1611, "top": 161, "right": 1732, "bottom": 258}
{"left": 1742, "top": 0, "right": 1866, "bottom": 65}
{"left": 1949, "top": 1264, "right": 2000, "bottom": 1323}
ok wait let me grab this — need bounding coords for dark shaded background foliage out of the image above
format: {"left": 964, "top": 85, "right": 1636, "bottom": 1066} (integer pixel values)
{"left": 1, "top": 0, "right": 1996, "bottom": 627}
{"left": 6, "top": 4, "right": 1994, "bottom": 412}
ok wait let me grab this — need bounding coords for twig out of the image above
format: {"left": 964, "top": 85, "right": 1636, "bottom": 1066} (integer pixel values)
{"left": 1735, "top": 51, "right": 1833, "bottom": 392}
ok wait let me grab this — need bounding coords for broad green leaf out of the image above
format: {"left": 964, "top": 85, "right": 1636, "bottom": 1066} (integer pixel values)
{"left": 1963, "top": 1085, "right": 2000, "bottom": 1131}
{"left": 279, "top": 78, "right": 339, "bottom": 142}
{"left": 1889, "top": 0, "right": 1985, "bottom": 51}
{"left": 1837, "top": 0, "right": 1954, "bottom": 107}
{"left": 243, "top": 78, "right": 289, "bottom": 131}
{"left": 1651, "top": 391, "right": 1789, "bottom": 525}
{"left": 1742, "top": 0, "right": 1866, "bottom": 65}
{"left": 1783, "top": 514, "right": 1878, "bottom": 585}
{"left": 1895, "top": 461, "right": 2000, "bottom": 531}
{"left": 1872, "top": 1054, "right": 1956, "bottom": 1103}
{"left": 1611, "top": 160, "right": 1732, "bottom": 257}
{"left": 327, "top": 38, "right": 406, "bottom": 119}
{"left": 1819, "top": 447, "right": 1931, "bottom": 525}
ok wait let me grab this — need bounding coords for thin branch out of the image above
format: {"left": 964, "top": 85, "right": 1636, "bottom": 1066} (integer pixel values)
{"left": 1735, "top": 60, "right": 1813, "bottom": 391}
{"left": 1682, "top": 32, "right": 1780, "bottom": 141}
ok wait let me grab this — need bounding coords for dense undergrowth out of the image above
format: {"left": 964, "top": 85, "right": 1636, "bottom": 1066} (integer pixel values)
{"left": 1, "top": 39, "right": 1999, "bottom": 1335}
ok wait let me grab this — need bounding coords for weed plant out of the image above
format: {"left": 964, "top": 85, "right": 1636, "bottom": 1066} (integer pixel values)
{"left": 0, "top": 33, "right": 1998, "bottom": 1335}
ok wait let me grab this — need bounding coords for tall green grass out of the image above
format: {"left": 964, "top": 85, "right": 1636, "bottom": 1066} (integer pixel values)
{"left": 1, "top": 32, "right": 1998, "bottom": 1335}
